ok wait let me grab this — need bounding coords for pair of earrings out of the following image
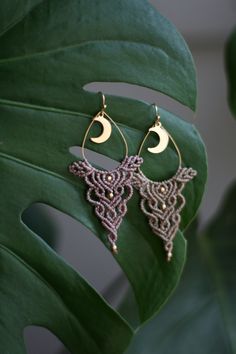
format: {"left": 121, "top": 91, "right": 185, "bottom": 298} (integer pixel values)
{"left": 69, "top": 94, "right": 197, "bottom": 261}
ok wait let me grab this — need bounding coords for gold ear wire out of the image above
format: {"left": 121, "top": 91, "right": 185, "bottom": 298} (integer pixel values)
{"left": 100, "top": 92, "right": 107, "bottom": 110}
{"left": 81, "top": 92, "right": 128, "bottom": 160}
{"left": 137, "top": 104, "right": 182, "bottom": 168}
{"left": 153, "top": 103, "right": 160, "bottom": 124}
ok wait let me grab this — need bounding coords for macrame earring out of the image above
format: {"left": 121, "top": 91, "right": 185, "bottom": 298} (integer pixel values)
{"left": 133, "top": 104, "right": 197, "bottom": 261}
{"left": 69, "top": 93, "right": 143, "bottom": 254}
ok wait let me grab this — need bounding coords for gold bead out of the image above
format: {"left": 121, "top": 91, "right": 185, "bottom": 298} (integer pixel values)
{"left": 167, "top": 251, "right": 172, "bottom": 261}
{"left": 161, "top": 186, "right": 165, "bottom": 193}
{"left": 162, "top": 203, "right": 166, "bottom": 210}
{"left": 112, "top": 244, "right": 118, "bottom": 254}
{"left": 107, "top": 175, "right": 112, "bottom": 181}
{"left": 108, "top": 192, "right": 114, "bottom": 199}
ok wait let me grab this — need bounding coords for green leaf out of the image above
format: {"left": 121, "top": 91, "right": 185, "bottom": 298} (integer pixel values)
{"left": 124, "top": 182, "right": 236, "bottom": 354}
{"left": 0, "top": 1, "right": 207, "bottom": 353}
{"left": 0, "top": 0, "right": 197, "bottom": 110}
{"left": 0, "top": 0, "right": 42, "bottom": 34}
{"left": 22, "top": 203, "right": 58, "bottom": 248}
{"left": 226, "top": 27, "right": 236, "bottom": 118}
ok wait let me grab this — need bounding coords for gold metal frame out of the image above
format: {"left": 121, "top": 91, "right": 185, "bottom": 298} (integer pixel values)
{"left": 81, "top": 93, "right": 128, "bottom": 160}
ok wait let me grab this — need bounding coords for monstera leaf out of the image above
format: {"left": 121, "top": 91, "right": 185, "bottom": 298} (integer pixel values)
{"left": 124, "top": 181, "right": 236, "bottom": 354}
{"left": 226, "top": 27, "right": 236, "bottom": 118}
{"left": 0, "top": 1, "right": 207, "bottom": 353}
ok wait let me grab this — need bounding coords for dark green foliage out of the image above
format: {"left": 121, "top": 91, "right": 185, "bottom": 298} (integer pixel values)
{"left": 0, "top": 1, "right": 207, "bottom": 353}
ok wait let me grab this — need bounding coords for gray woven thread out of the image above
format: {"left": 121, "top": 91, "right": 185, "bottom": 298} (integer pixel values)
{"left": 133, "top": 167, "right": 197, "bottom": 260}
{"left": 69, "top": 155, "right": 143, "bottom": 252}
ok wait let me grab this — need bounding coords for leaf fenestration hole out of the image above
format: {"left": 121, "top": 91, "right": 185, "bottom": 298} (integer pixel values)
{"left": 21, "top": 203, "right": 129, "bottom": 306}
{"left": 22, "top": 203, "right": 59, "bottom": 249}
{"left": 24, "top": 326, "right": 67, "bottom": 354}
{"left": 84, "top": 82, "right": 193, "bottom": 121}
{"left": 69, "top": 147, "right": 119, "bottom": 170}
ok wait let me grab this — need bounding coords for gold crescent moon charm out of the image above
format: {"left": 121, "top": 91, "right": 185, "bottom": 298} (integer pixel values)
{"left": 148, "top": 124, "right": 169, "bottom": 154}
{"left": 90, "top": 114, "right": 112, "bottom": 144}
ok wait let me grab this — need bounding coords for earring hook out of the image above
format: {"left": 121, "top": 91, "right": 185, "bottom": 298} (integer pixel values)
{"left": 152, "top": 103, "right": 160, "bottom": 125}
{"left": 99, "top": 92, "right": 107, "bottom": 110}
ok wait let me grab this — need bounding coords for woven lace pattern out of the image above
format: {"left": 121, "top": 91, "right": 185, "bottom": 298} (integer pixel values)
{"left": 133, "top": 167, "right": 197, "bottom": 260}
{"left": 69, "top": 156, "right": 143, "bottom": 251}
